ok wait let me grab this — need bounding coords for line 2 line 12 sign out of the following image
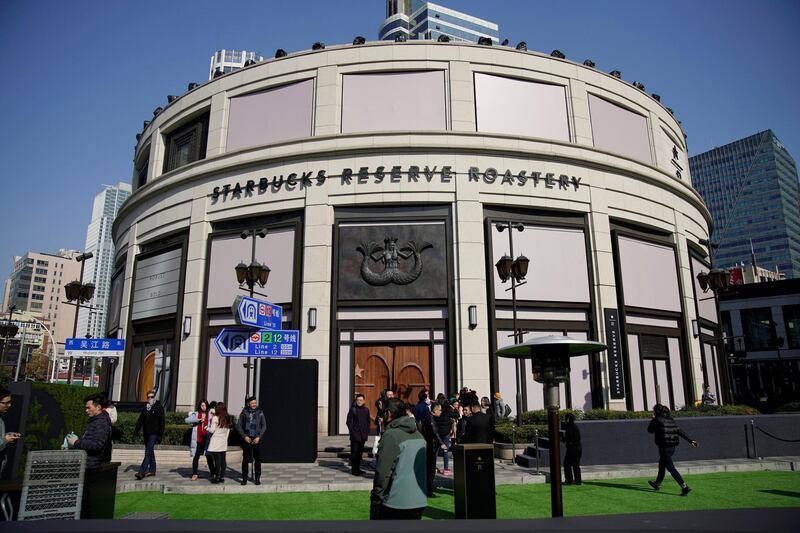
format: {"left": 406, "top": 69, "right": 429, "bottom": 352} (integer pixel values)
{"left": 214, "top": 328, "right": 299, "bottom": 358}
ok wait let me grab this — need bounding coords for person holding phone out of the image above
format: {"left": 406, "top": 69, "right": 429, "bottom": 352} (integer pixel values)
{"left": 0, "top": 389, "right": 21, "bottom": 476}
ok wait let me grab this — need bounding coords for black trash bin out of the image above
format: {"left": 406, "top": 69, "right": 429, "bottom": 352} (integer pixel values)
{"left": 81, "top": 462, "right": 120, "bottom": 519}
{"left": 453, "top": 444, "right": 496, "bottom": 519}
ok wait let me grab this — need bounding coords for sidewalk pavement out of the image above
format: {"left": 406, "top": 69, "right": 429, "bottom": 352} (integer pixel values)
{"left": 116, "top": 443, "right": 799, "bottom": 495}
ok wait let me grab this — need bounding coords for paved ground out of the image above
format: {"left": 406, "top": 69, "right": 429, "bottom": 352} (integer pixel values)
{"left": 115, "top": 436, "right": 800, "bottom": 494}
{"left": 8, "top": 508, "right": 800, "bottom": 532}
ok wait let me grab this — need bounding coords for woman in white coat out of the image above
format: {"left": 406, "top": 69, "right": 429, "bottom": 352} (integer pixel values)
{"left": 206, "top": 401, "right": 231, "bottom": 483}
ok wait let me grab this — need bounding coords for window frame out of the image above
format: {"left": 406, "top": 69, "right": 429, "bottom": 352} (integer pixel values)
{"left": 162, "top": 113, "right": 209, "bottom": 173}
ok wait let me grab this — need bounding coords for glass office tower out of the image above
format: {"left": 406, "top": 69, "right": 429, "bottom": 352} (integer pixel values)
{"left": 689, "top": 130, "right": 800, "bottom": 278}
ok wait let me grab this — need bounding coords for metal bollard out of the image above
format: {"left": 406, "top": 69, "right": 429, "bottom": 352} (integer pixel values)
{"left": 750, "top": 419, "right": 759, "bottom": 459}
{"left": 534, "top": 428, "right": 540, "bottom": 475}
{"left": 511, "top": 424, "right": 516, "bottom": 464}
{"left": 744, "top": 423, "right": 750, "bottom": 459}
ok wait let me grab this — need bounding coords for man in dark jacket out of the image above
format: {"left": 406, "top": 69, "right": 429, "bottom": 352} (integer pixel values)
{"left": 371, "top": 398, "right": 427, "bottom": 520}
{"left": 67, "top": 394, "right": 112, "bottom": 470}
{"left": 463, "top": 402, "right": 495, "bottom": 444}
{"left": 237, "top": 396, "right": 267, "bottom": 485}
{"left": 562, "top": 412, "right": 582, "bottom": 485}
{"left": 346, "top": 393, "right": 371, "bottom": 475}
{"left": 647, "top": 404, "right": 698, "bottom": 495}
{"left": 134, "top": 390, "right": 164, "bottom": 479}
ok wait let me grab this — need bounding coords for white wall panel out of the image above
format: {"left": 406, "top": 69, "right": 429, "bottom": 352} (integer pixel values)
{"left": 668, "top": 337, "right": 685, "bottom": 409}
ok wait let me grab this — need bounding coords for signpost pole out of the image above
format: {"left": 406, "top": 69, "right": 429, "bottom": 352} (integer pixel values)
{"left": 246, "top": 232, "right": 257, "bottom": 399}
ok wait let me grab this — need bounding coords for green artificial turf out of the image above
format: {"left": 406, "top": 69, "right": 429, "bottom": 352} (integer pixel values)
{"left": 114, "top": 470, "right": 800, "bottom": 520}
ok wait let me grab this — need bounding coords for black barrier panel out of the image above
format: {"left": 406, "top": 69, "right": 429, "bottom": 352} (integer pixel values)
{"left": 562, "top": 414, "right": 800, "bottom": 466}
{"left": 258, "top": 359, "right": 318, "bottom": 463}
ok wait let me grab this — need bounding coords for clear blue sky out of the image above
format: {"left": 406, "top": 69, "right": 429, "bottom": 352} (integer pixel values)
{"left": 1, "top": 0, "right": 798, "bottom": 286}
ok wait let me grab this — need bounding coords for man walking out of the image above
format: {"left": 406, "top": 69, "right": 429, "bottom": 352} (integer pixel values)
{"left": 133, "top": 390, "right": 164, "bottom": 479}
{"left": 562, "top": 412, "right": 582, "bottom": 485}
{"left": 237, "top": 396, "right": 266, "bottom": 485}
{"left": 346, "top": 393, "right": 371, "bottom": 475}
{"left": 647, "top": 404, "right": 698, "bottom": 495}
{"left": 370, "top": 398, "right": 428, "bottom": 520}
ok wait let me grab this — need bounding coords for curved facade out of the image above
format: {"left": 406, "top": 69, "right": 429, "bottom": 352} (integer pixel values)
{"left": 112, "top": 41, "right": 720, "bottom": 434}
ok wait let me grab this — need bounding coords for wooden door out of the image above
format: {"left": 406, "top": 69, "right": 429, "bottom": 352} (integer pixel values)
{"left": 353, "top": 344, "right": 430, "bottom": 428}
{"left": 354, "top": 346, "right": 392, "bottom": 427}
{"left": 394, "top": 345, "right": 430, "bottom": 405}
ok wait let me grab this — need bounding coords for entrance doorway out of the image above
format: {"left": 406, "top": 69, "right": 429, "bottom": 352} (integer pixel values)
{"left": 354, "top": 344, "right": 431, "bottom": 427}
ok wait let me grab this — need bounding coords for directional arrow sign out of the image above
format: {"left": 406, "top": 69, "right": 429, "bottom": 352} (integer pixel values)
{"left": 214, "top": 328, "right": 299, "bottom": 358}
{"left": 65, "top": 338, "right": 125, "bottom": 358}
{"left": 233, "top": 295, "right": 282, "bottom": 330}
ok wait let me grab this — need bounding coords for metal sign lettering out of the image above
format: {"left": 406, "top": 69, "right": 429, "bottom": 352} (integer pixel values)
{"left": 233, "top": 295, "right": 282, "bottom": 330}
{"left": 214, "top": 328, "right": 299, "bottom": 358}
{"left": 65, "top": 338, "right": 125, "bottom": 358}
{"left": 603, "top": 308, "right": 626, "bottom": 399}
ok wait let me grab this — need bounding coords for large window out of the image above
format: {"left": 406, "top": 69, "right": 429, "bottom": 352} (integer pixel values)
{"left": 341, "top": 71, "right": 446, "bottom": 133}
{"left": 474, "top": 73, "right": 569, "bottom": 142}
{"left": 589, "top": 94, "right": 652, "bottom": 163}
{"left": 226, "top": 79, "right": 314, "bottom": 152}
{"left": 784, "top": 304, "right": 800, "bottom": 349}
{"left": 163, "top": 112, "right": 209, "bottom": 173}
{"left": 616, "top": 236, "right": 681, "bottom": 312}
{"left": 741, "top": 307, "right": 776, "bottom": 351}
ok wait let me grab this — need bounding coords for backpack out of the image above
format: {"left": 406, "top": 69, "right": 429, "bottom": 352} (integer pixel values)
{"left": 503, "top": 404, "right": 512, "bottom": 417}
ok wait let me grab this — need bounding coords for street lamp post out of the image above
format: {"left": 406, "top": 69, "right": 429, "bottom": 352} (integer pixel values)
{"left": 696, "top": 267, "right": 733, "bottom": 403}
{"left": 236, "top": 228, "right": 270, "bottom": 399}
{"left": 495, "top": 222, "right": 530, "bottom": 425}
{"left": 497, "top": 336, "right": 606, "bottom": 518}
{"left": 64, "top": 252, "right": 95, "bottom": 384}
{"left": 1, "top": 305, "right": 18, "bottom": 376}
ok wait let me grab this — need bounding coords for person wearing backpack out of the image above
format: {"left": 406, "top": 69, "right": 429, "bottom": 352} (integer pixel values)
{"left": 647, "top": 404, "right": 699, "bottom": 496}
{"left": 370, "top": 398, "right": 428, "bottom": 520}
{"left": 492, "top": 392, "right": 511, "bottom": 419}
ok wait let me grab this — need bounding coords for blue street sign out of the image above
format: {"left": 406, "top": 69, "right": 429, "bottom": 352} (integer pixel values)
{"left": 233, "top": 295, "right": 282, "bottom": 330}
{"left": 214, "top": 328, "right": 300, "bottom": 358}
{"left": 65, "top": 338, "right": 125, "bottom": 358}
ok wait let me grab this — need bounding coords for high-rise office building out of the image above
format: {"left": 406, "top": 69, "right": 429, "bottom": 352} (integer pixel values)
{"left": 2, "top": 249, "right": 81, "bottom": 354}
{"left": 379, "top": 1, "right": 499, "bottom": 44}
{"left": 689, "top": 130, "right": 800, "bottom": 278}
{"left": 76, "top": 182, "right": 132, "bottom": 339}
{"left": 208, "top": 49, "right": 264, "bottom": 80}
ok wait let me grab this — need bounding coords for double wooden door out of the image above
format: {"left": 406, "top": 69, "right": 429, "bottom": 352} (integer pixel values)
{"left": 354, "top": 344, "right": 430, "bottom": 427}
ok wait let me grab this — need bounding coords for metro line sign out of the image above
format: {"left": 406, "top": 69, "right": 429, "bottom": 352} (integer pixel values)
{"left": 214, "top": 328, "right": 299, "bottom": 358}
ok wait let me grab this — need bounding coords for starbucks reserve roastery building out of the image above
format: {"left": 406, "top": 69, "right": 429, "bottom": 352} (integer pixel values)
{"left": 109, "top": 41, "right": 721, "bottom": 434}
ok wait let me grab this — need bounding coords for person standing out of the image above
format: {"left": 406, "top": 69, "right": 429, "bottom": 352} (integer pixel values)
{"left": 374, "top": 389, "right": 394, "bottom": 436}
{"left": 647, "top": 404, "right": 698, "bottom": 495}
{"left": 701, "top": 384, "right": 717, "bottom": 406}
{"left": 463, "top": 401, "right": 495, "bottom": 444}
{"left": 237, "top": 396, "right": 266, "bottom": 485}
{"left": 492, "top": 392, "right": 511, "bottom": 419}
{"left": 346, "top": 393, "right": 371, "bottom": 475}
{"left": 0, "top": 389, "right": 21, "bottom": 477}
{"left": 207, "top": 402, "right": 231, "bottom": 484}
{"left": 429, "top": 403, "right": 452, "bottom": 475}
{"left": 562, "top": 412, "right": 582, "bottom": 485}
{"left": 370, "top": 398, "right": 428, "bottom": 520}
{"left": 133, "top": 390, "right": 164, "bottom": 480}
{"left": 185, "top": 399, "right": 212, "bottom": 481}
{"left": 67, "top": 394, "right": 113, "bottom": 470}
{"left": 412, "top": 390, "right": 436, "bottom": 496}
